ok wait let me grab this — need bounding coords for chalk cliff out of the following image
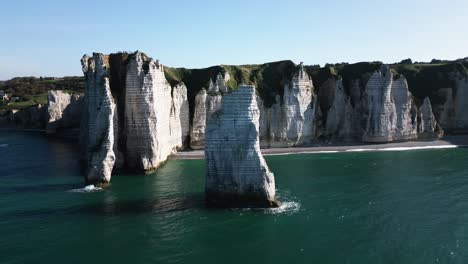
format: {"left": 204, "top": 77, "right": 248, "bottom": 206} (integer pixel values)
{"left": 362, "top": 65, "right": 419, "bottom": 142}
{"left": 190, "top": 89, "right": 223, "bottom": 149}
{"left": 80, "top": 52, "right": 189, "bottom": 184}
{"left": 81, "top": 54, "right": 116, "bottom": 185}
{"left": 418, "top": 97, "right": 442, "bottom": 139}
{"left": 267, "top": 63, "right": 317, "bottom": 147}
{"left": 46, "top": 90, "right": 83, "bottom": 135}
{"left": 438, "top": 75, "right": 468, "bottom": 133}
{"left": 205, "top": 85, "right": 278, "bottom": 208}
{"left": 317, "top": 65, "right": 443, "bottom": 143}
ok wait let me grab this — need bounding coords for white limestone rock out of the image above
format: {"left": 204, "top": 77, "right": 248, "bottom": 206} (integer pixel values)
{"left": 439, "top": 76, "right": 468, "bottom": 132}
{"left": 171, "top": 82, "right": 190, "bottom": 146}
{"left": 418, "top": 97, "right": 443, "bottom": 139}
{"left": 81, "top": 54, "right": 116, "bottom": 185}
{"left": 208, "top": 72, "right": 231, "bottom": 94}
{"left": 190, "top": 89, "right": 223, "bottom": 149}
{"left": 362, "top": 65, "right": 418, "bottom": 142}
{"left": 205, "top": 85, "right": 278, "bottom": 208}
{"left": 124, "top": 52, "right": 185, "bottom": 172}
{"left": 46, "top": 90, "right": 83, "bottom": 134}
{"left": 262, "top": 63, "right": 317, "bottom": 147}
{"left": 323, "top": 78, "right": 357, "bottom": 141}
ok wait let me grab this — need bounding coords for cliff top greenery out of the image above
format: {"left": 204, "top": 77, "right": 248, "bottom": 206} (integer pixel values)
{"left": 0, "top": 76, "right": 84, "bottom": 110}
{"left": 2, "top": 53, "right": 467, "bottom": 112}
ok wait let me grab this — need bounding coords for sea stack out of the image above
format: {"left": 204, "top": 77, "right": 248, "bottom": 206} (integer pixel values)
{"left": 205, "top": 85, "right": 279, "bottom": 208}
{"left": 80, "top": 52, "right": 189, "bottom": 185}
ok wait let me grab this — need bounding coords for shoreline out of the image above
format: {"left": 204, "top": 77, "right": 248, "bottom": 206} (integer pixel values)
{"left": 171, "top": 135, "right": 468, "bottom": 160}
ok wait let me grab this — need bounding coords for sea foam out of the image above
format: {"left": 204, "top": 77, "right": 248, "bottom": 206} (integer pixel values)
{"left": 69, "top": 185, "right": 103, "bottom": 193}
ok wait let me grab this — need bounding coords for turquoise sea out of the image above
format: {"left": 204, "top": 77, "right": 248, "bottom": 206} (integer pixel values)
{"left": 1, "top": 131, "right": 468, "bottom": 263}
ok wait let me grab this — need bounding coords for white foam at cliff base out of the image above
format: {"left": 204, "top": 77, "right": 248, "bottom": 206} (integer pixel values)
{"left": 69, "top": 185, "right": 103, "bottom": 193}
{"left": 265, "top": 201, "right": 301, "bottom": 215}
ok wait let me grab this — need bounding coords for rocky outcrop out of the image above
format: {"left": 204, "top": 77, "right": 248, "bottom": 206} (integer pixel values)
{"left": 190, "top": 89, "right": 223, "bottom": 149}
{"left": 124, "top": 53, "right": 186, "bottom": 171}
{"left": 0, "top": 105, "right": 47, "bottom": 129}
{"left": 46, "top": 90, "right": 83, "bottom": 136}
{"left": 171, "top": 83, "right": 190, "bottom": 146}
{"left": 318, "top": 65, "right": 443, "bottom": 143}
{"left": 257, "top": 63, "right": 317, "bottom": 147}
{"left": 418, "top": 97, "right": 443, "bottom": 139}
{"left": 438, "top": 75, "right": 468, "bottom": 133}
{"left": 81, "top": 54, "right": 116, "bottom": 185}
{"left": 208, "top": 72, "right": 230, "bottom": 94}
{"left": 362, "top": 66, "right": 418, "bottom": 142}
{"left": 205, "top": 85, "right": 279, "bottom": 208}
{"left": 80, "top": 51, "right": 189, "bottom": 184}
{"left": 322, "top": 78, "right": 357, "bottom": 141}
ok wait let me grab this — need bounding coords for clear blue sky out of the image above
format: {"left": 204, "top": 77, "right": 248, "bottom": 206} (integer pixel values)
{"left": 1, "top": 0, "right": 467, "bottom": 80}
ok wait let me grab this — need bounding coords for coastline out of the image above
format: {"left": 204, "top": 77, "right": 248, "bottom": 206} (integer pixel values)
{"left": 171, "top": 135, "right": 468, "bottom": 160}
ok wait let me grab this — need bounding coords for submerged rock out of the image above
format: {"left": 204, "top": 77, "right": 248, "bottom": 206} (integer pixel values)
{"left": 205, "top": 85, "right": 279, "bottom": 208}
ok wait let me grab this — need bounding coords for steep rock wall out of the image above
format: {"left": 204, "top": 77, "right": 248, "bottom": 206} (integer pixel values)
{"left": 81, "top": 52, "right": 189, "bottom": 183}
{"left": 259, "top": 64, "right": 317, "bottom": 147}
{"left": 361, "top": 66, "right": 418, "bottom": 142}
{"left": 46, "top": 90, "right": 83, "bottom": 135}
{"left": 190, "top": 89, "right": 223, "bottom": 149}
{"left": 418, "top": 97, "right": 443, "bottom": 139}
{"left": 438, "top": 75, "right": 468, "bottom": 133}
{"left": 81, "top": 54, "right": 116, "bottom": 185}
{"left": 205, "top": 85, "right": 278, "bottom": 208}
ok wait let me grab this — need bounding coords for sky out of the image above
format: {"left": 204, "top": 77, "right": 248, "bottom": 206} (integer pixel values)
{"left": 0, "top": 0, "right": 467, "bottom": 80}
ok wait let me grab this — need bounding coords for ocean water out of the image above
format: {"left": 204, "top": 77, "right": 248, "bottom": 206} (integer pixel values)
{"left": 1, "top": 131, "right": 468, "bottom": 264}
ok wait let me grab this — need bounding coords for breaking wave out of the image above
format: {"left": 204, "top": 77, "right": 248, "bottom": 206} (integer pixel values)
{"left": 68, "top": 185, "right": 103, "bottom": 193}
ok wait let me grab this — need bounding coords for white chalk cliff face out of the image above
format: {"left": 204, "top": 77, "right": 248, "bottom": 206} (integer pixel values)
{"left": 46, "top": 90, "right": 83, "bottom": 134}
{"left": 171, "top": 83, "right": 190, "bottom": 146}
{"left": 208, "top": 72, "right": 231, "bottom": 94}
{"left": 124, "top": 52, "right": 186, "bottom": 171}
{"left": 190, "top": 89, "right": 223, "bottom": 149}
{"left": 258, "top": 64, "right": 317, "bottom": 147}
{"left": 418, "top": 97, "right": 442, "bottom": 139}
{"left": 439, "top": 75, "right": 468, "bottom": 132}
{"left": 205, "top": 85, "right": 278, "bottom": 208}
{"left": 81, "top": 52, "right": 189, "bottom": 184}
{"left": 319, "top": 65, "right": 442, "bottom": 143}
{"left": 362, "top": 65, "right": 419, "bottom": 142}
{"left": 323, "top": 78, "right": 356, "bottom": 141}
{"left": 81, "top": 54, "right": 116, "bottom": 185}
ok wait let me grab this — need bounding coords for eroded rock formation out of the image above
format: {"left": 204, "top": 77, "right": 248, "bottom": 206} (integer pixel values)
{"left": 267, "top": 63, "right": 317, "bottom": 147}
{"left": 190, "top": 89, "right": 223, "bottom": 149}
{"left": 362, "top": 65, "right": 419, "bottom": 142}
{"left": 46, "top": 90, "right": 83, "bottom": 135}
{"left": 438, "top": 75, "right": 468, "bottom": 133}
{"left": 318, "top": 65, "right": 443, "bottom": 143}
{"left": 80, "top": 52, "right": 189, "bottom": 184}
{"left": 205, "top": 85, "right": 278, "bottom": 208}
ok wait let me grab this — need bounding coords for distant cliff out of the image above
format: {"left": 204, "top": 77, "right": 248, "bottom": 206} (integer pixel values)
{"left": 0, "top": 90, "right": 83, "bottom": 137}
